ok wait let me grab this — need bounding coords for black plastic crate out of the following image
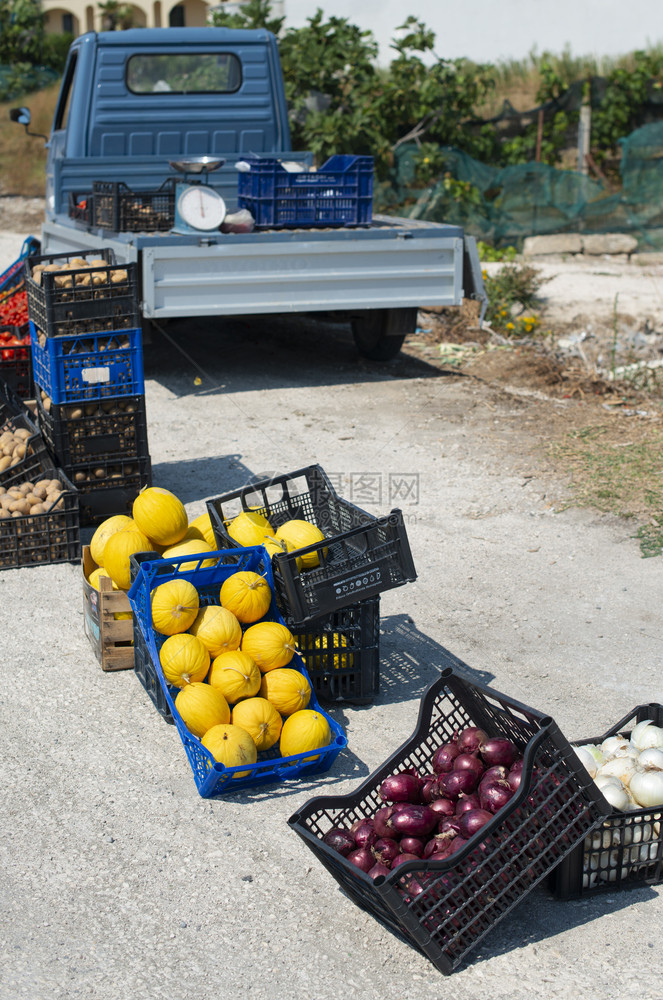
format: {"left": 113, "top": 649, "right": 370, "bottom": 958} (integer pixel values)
{"left": 0, "top": 467, "right": 80, "bottom": 569}
{"left": 133, "top": 616, "right": 175, "bottom": 723}
{"left": 0, "top": 379, "right": 51, "bottom": 489}
{"left": 93, "top": 179, "right": 176, "bottom": 233}
{"left": 71, "top": 454, "right": 152, "bottom": 525}
{"left": 291, "top": 596, "right": 380, "bottom": 705}
{"left": 550, "top": 703, "right": 663, "bottom": 899}
{"left": 207, "top": 465, "right": 417, "bottom": 625}
{"left": 68, "top": 192, "right": 93, "bottom": 225}
{"left": 26, "top": 248, "right": 140, "bottom": 337}
{"left": 289, "top": 667, "right": 610, "bottom": 975}
{"left": 36, "top": 393, "right": 149, "bottom": 466}
{"left": 0, "top": 325, "right": 32, "bottom": 399}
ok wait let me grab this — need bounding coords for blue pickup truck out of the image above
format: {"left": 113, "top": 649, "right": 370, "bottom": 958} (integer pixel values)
{"left": 12, "top": 27, "right": 486, "bottom": 360}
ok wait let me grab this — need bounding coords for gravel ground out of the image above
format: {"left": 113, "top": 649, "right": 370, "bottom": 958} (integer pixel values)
{"left": 0, "top": 229, "right": 662, "bottom": 1000}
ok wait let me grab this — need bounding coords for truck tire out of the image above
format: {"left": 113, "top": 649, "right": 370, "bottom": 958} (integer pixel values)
{"left": 351, "top": 307, "right": 417, "bottom": 361}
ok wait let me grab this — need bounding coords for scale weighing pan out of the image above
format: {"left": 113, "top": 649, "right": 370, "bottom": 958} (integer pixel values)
{"left": 169, "top": 157, "right": 227, "bottom": 233}
{"left": 169, "top": 156, "right": 225, "bottom": 174}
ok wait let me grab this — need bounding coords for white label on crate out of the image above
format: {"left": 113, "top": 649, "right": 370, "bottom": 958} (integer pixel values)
{"left": 81, "top": 366, "right": 111, "bottom": 384}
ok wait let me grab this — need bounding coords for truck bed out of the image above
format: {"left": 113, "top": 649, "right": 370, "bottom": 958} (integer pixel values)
{"left": 40, "top": 214, "right": 471, "bottom": 320}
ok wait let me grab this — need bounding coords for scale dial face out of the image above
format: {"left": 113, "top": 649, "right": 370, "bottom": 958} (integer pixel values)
{"left": 177, "top": 185, "right": 226, "bottom": 231}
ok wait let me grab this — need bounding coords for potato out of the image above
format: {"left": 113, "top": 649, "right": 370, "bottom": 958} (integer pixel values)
{"left": 48, "top": 479, "right": 63, "bottom": 492}
{"left": 68, "top": 407, "right": 84, "bottom": 420}
{"left": 12, "top": 444, "right": 26, "bottom": 460}
{"left": 29, "top": 503, "right": 45, "bottom": 515}
{"left": 0, "top": 456, "right": 11, "bottom": 472}
{"left": 8, "top": 499, "right": 30, "bottom": 515}
{"left": 34, "top": 479, "right": 54, "bottom": 492}
{"left": 32, "top": 485, "right": 48, "bottom": 500}
{"left": 14, "top": 428, "right": 31, "bottom": 441}
{"left": 0, "top": 508, "right": 9, "bottom": 519}
{"left": 93, "top": 468, "right": 106, "bottom": 479}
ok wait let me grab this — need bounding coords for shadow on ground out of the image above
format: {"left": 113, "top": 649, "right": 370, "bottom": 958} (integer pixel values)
{"left": 142, "top": 313, "right": 451, "bottom": 398}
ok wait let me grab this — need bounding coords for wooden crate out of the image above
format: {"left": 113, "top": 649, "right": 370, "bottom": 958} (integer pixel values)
{"left": 82, "top": 545, "right": 134, "bottom": 671}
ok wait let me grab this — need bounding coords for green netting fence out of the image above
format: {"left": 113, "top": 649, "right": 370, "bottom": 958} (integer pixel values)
{"left": 382, "top": 123, "right": 663, "bottom": 250}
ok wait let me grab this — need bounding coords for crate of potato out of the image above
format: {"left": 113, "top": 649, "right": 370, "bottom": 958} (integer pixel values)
{"left": 0, "top": 382, "right": 52, "bottom": 489}
{"left": 127, "top": 540, "right": 347, "bottom": 797}
{"left": 36, "top": 393, "right": 149, "bottom": 466}
{"left": 31, "top": 325, "right": 144, "bottom": 405}
{"left": 25, "top": 248, "right": 140, "bottom": 337}
{"left": 0, "top": 469, "right": 80, "bottom": 569}
{"left": 207, "top": 464, "right": 417, "bottom": 625}
{"left": 82, "top": 545, "right": 134, "bottom": 672}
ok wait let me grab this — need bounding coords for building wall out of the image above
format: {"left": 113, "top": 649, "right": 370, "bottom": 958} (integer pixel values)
{"left": 41, "top": 0, "right": 219, "bottom": 33}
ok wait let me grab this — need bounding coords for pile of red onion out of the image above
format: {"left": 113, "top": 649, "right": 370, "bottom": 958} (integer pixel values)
{"left": 322, "top": 726, "right": 525, "bottom": 881}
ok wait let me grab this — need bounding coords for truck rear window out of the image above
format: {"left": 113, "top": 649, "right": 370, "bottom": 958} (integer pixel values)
{"left": 126, "top": 53, "right": 241, "bottom": 94}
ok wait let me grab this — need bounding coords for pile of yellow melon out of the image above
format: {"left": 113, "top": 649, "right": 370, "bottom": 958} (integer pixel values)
{"left": 150, "top": 571, "right": 333, "bottom": 774}
{"left": 85, "top": 486, "right": 219, "bottom": 593}
{"left": 225, "top": 509, "right": 326, "bottom": 570}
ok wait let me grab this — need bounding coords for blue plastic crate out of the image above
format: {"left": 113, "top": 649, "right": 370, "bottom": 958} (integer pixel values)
{"left": 237, "top": 154, "right": 374, "bottom": 229}
{"left": 127, "top": 546, "right": 348, "bottom": 797}
{"left": 30, "top": 322, "right": 144, "bottom": 404}
{"left": 0, "top": 236, "right": 40, "bottom": 296}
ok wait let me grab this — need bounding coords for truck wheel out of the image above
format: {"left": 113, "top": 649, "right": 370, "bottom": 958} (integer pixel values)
{"left": 351, "top": 308, "right": 416, "bottom": 361}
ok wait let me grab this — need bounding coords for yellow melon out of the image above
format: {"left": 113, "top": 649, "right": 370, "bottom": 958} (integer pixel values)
{"left": 89, "top": 514, "right": 134, "bottom": 566}
{"left": 132, "top": 486, "right": 188, "bottom": 547}
{"left": 151, "top": 578, "right": 199, "bottom": 635}
{"left": 189, "top": 604, "right": 242, "bottom": 657}
{"left": 240, "top": 621, "right": 297, "bottom": 672}
{"left": 219, "top": 570, "right": 272, "bottom": 623}
{"left": 201, "top": 723, "right": 258, "bottom": 777}
{"left": 259, "top": 667, "right": 311, "bottom": 716}
{"left": 88, "top": 566, "right": 119, "bottom": 591}
{"left": 103, "top": 526, "right": 153, "bottom": 590}
{"left": 188, "top": 511, "right": 217, "bottom": 548}
{"left": 227, "top": 509, "right": 275, "bottom": 547}
{"left": 231, "top": 697, "right": 282, "bottom": 751}
{"left": 159, "top": 632, "right": 210, "bottom": 687}
{"left": 275, "top": 519, "right": 326, "bottom": 569}
{"left": 161, "top": 538, "right": 218, "bottom": 571}
{"left": 175, "top": 682, "right": 230, "bottom": 738}
{"left": 279, "top": 709, "right": 332, "bottom": 760}
{"left": 207, "top": 650, "right": 261, "bottom": 704}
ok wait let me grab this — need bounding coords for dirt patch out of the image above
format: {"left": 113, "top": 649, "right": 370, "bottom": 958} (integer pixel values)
{"left": 0, "top": 194, "right": 47, "bottom": 233}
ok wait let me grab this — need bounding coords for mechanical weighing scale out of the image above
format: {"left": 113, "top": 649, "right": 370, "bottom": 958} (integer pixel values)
{"left": 169, "top": 156, "right": 227, "bottom": 234}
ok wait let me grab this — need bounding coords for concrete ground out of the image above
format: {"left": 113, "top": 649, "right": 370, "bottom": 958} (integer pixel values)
{"left": 0, "top": 231, "right": 661, "bottom": 1000}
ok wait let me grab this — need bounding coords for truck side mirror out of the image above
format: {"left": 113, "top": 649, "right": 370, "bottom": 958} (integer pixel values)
{"left": 9, "top": 106, "right": 48, "bottom": 141}
{"left": 10, "top": 106, "right": 31, "bottom": 126}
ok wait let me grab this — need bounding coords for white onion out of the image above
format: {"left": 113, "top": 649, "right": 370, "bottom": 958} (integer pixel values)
{"left": 601, "top": 735, "right": 630, "bottom": 759}
{"left": 630, "top": 719, "right": 663, "bottom": 752}
{"left": 596, "top": 778, "right": 632, "bottom": 811}
{"left": 629, "top": 768, "right": 663, "bottom": 808}
{"left": 597, "top": 757, "right": 638, "bottom": 787}
{"left": 622, "top": 821, "right": 653, "bottom": 846}
{"left": 574, "top": 745, "right": 598, "bottom": 778}
{"left": 638, "top": 748, "right": 663, "bottom": 770}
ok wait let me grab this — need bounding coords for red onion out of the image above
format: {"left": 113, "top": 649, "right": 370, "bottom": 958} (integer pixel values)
{"left": 428, "top": 797, "right": 455, "bottom": 818}
{"left": 438, "top": 816, "right": 462, "bottom": 837}
{"left": 389, "top": 804, "right": 439, "bottom": 838}
{"left": 399, "top": 836, "right": 426, "bottom": 857}
{"left": 438, "top": 768, "right": 479, "bottom": 799}
{"left": 373, "top": 806, "right": 399, "bottom": 840}
{"left": 421, "top": 776, "right": 439, "bottom": 803}
{"left": 480, "top": 737, "right": 519, "bottom": 768}
{"left": 391, "top": 852, "right": 421, "bottom": 869}
{"left": 479, "top": 779, "right": 515, "bottom": 814}
{"left": 480, "top": 765, "right": 509, "bottom": 786}
{"left": 350, "top": 819, "right": 377, "bottom": 849}
{"left": 456, "top": 726, "right": 487, "bottom": 754}
{"left": 507, "top": 768, "right": 523, "bottom": 792}
{"left": 447, "top": 835, "right": 469, "bottom": 854}
{"left": 347, "top": 847, "right": 374, "bottom": 872}
{"left": 372, "top": 838, "right": 400, "bottom": 865}
{"left": 510, "top": 759, "right": 524, "bottom": 775}
{"left": 322, "top": 827, "right": 355, "bottom": 856}
{"left": 455, "top": 792, "right": 480, "bottom": 815}
{"left": 423, "top": 833, "right": 454, "bottom": 859}
{"left": 367, "top": 861, "right": 391, "bottom": 879}
{"left": 458, "top": 808, "right": 493, "bottom": 839}
{"left": 453, "top": 753, "right": 485, "bottom": 779}
{"left": 431, "top": 742, "right": 460, "bottom": 773}
{"left": 379, "top": 772, "right": 423, "bottom": 804}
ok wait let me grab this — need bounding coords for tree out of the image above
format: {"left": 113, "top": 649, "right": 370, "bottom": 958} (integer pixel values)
{"left": 98, "top": 0, "right": 135, "bottom": 31}
{"left": 0, "top": 0, "right": 46, "bottom": 65}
